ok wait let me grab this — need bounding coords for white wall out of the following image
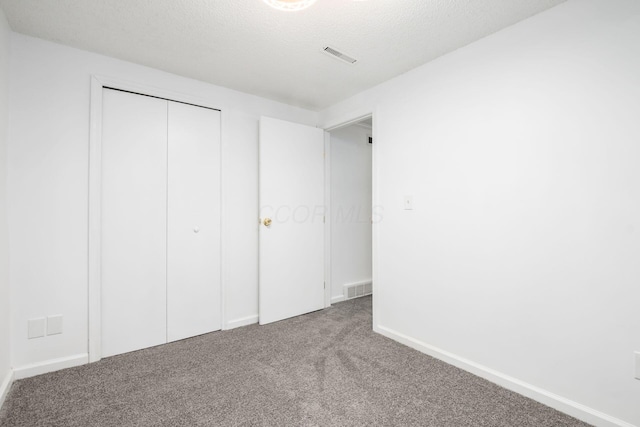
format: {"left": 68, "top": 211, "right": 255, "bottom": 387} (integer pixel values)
{"left": 330, "top": 124, "right": 372, "bottom": 301}
{"left": 7, "top": 33, "right": 317, "bottom": 370}
{"left": 319, "top": 0, "right": 640, "bottom": 425}
{"left": 0, "top": 5, "right": 12, "bottom": 404}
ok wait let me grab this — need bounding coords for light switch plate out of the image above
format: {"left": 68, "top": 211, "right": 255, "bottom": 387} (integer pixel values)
{"left": 28, "top": 318, "right": 46, "bottom": 339}
{"left": 403, "top": 196, "right": 414, "bottom": 210}
{"left": 47, "top": 315, "right": 63, "bottom": 336}
{"left": 635, "top": 351, "right": 640, "bottom": 380}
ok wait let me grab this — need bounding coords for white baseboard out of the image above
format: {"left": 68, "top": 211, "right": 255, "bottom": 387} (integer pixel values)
{"left": 344, "top": 279, "right": 372, "bottom": 288}
{"left": 224, "top": 314, "right": 258, "bottom": 330}
{"left": 0, "top": 368, "right": 14, "bottom": 411}
{"left": 13, "top": 353, "right": 88, "bottom": 380}
{"left": 374, "top": 325, "right": 635, "bottom": 427}
{"left": 331, "top": 295, "right": 345, "bottom": 304}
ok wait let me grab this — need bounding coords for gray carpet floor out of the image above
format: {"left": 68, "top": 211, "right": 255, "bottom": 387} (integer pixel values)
{"left": 0, "top": 296, "right": 590, "bottom": 426}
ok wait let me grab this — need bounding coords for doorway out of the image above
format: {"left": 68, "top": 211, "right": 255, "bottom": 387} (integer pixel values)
{"left": 257, "top": 115, "right": 374, "bottom": 325}
{"left": 326, "top": 116, "right": 374, "bottom": 306}
{"left": 99, "top": 88, "right": 222, "bottom": 358}
{"left": 88, "top": 76, "right": 223, "bottom": 362}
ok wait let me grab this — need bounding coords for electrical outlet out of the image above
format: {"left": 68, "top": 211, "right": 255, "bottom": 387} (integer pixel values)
{"left": 635, "top": 351, "right": 640, "bottom": 380}
{"left": 47, "top": 315, "right": 63, "bottom": 335}
{"left": 28, "top": 318, "right": 46, "bottom": 339}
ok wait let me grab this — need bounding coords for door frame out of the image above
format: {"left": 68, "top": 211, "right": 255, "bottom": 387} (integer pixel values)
{"left": 88, "top": 75, "right": 224, "bottom": 363}
{"left": 322, "top": 109, "right": 378, "bottom": 328}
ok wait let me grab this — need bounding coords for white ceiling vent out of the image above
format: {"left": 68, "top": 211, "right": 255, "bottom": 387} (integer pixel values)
{"left": 322, "top": 46, "right": 358, "bottom": 65}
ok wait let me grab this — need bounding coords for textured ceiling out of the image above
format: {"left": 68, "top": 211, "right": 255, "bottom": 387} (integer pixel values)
{"left": 0, "top": 0, "right": 565, "bottom": 110}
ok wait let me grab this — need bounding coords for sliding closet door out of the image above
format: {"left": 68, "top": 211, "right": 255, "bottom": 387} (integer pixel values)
{"left": 101, "top": 89, "right": 168, "bottom": 358}
{"left": 167, "top": 102, "right": 221, "bottom": 342}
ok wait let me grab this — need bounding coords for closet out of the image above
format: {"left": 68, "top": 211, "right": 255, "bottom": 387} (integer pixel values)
{"left": 100, "top": 88, "right": 221, "bottom": 358}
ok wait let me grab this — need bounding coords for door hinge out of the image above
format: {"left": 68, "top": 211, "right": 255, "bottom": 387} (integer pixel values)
{"left": 323, "top": 215, "right": 326, "bottom": 223}
{"left": 324, "top": 281, "right": 326, "bottom": 289}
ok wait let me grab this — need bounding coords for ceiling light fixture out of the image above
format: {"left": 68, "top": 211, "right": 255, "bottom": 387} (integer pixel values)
{"left": 262, "top": 0, "right": 317, "bottom": 12}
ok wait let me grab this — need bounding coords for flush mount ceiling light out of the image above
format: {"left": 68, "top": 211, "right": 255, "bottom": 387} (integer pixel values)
{"left": 262, "top": 0, "right": 318, "bottom": 11}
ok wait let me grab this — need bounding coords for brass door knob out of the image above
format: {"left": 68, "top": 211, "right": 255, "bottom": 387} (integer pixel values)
{"left": 263, "top": 218, "right": 272, "bottom": 227}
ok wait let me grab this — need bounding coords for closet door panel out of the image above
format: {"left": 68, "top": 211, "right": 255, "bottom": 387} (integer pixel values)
{"left": 167, "top": 102, "right": 221, "bottom": 342}
{"left": 101, "top": 89, "right": 168, "bottom": 357}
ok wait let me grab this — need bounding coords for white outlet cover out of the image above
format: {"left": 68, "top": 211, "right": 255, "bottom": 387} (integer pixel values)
{"left": 635, "top": 351, "right": 640, "bottom": 380}
{"left": 28, "top": 318, "right": 46, "bottom": 339}
{"left": 47, "top": 315, "right": 63, "bottom": 336}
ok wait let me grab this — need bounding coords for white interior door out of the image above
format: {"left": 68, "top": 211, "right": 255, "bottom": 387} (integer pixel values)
{"left": 259, "top": 117, "right": 326, "bottom": 325}
{"left": 101, "top": 88, "right": 222, "bottom": 357}
{"left": 167, "top": 101, "right": 221, "bottom": 341}
{"left": 101, "top": 89, "right": 168, "bottom": 357}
